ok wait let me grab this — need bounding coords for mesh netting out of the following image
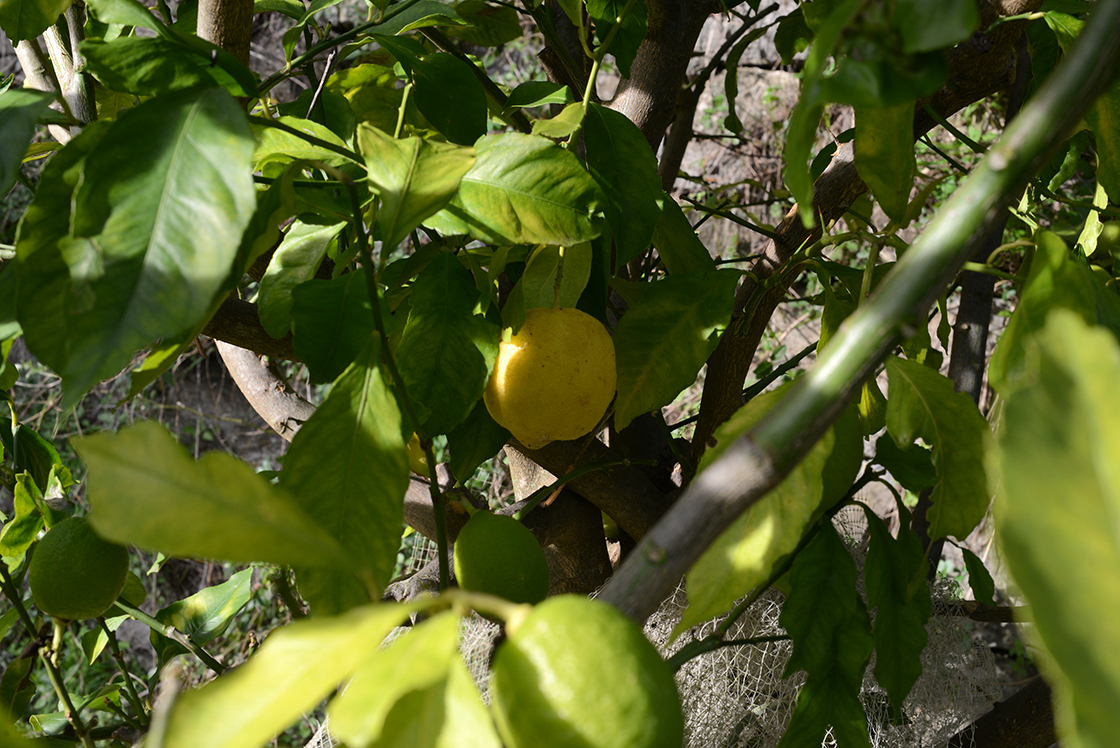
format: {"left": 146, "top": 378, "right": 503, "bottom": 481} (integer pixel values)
{"left": 307, "top": 510, "right": 1001, "bottom": 748}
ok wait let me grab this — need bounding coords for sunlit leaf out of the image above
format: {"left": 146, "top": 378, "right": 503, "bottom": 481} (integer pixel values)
{"left": 150, "top": 568, "right": 254, "bottom": 664}
{"left": 282, "top": 337, "right": 409, "bottom": 613}
{"left": 993, "top": 310, "right": 1120, "bottom": 748}
{"left": 258, "top": 217, "right": 345, "bottom": 338}
{"left": 74, "top": 421, "right": 347, "bottom": 568}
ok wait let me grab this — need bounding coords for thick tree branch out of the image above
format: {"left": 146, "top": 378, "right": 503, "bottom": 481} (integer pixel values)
{"left": 608, "top": 0, "right": 723, "bottom": 149}
{"left": 690, "top": 0, "right": 1042, "bottom": 461}
{"left": 601, "top": 1, "right": 1120, "bottom": 623}
{"left": 203, "top": 297, "right": 298, "bottom": 362}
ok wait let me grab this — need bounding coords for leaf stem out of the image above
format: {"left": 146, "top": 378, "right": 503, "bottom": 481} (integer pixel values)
{"left": 98, "top": 616, "right": 148, "bottom": 724}
{"left": 113, "top": 600, "right": 225, "bottom": 675}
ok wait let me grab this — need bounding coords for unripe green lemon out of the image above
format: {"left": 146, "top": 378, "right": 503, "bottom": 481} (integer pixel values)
{"left": 29, "top": 516, "right": 129, "bottom": 621}
{"left": 484, "top": 307, "right": 616, "bottom": 449}
{"left": 490, "top": 595, "right": 684, "bottom": 748}
{"left": 453, "top": 511, "right": 549, "bottom": 605}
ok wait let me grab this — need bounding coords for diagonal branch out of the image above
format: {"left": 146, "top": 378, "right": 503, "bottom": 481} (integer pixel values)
{"left": 600, "top": 0, "right": 1120, "bottom": 623}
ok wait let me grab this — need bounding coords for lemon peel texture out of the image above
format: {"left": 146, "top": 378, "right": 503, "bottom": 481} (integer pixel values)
{"left": 453, "top": 511, "right": 550, "bottom": 605}
{"left": 490, "top": 595, "right": 684, "bottom": 748}
{"left": 29, "top": 516, "right": 129, "bottom": 621}
{"left": 484, "top": 307, "right": 616, "bottom": 449}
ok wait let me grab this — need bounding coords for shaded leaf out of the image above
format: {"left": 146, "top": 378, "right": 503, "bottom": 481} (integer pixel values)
{"left": 613, "top": 270, "right": 740, "bottom": 430}
{"left": 163, "top": 603, "right": 415, "bottom": 748}
{"left": 513, "top": 243, "right": 591, "bottom": 312}
{"left": 359, "top": 124, "right": 476, "bottom": 250}
{"left": 444, "top": 0, "right": 521, "bottom": 47}
{"left": 885, "top": 356, "right": 990, "bottom": 540}
{"left": 651, "top": 197, "right": 715, "bottom": 275}
{"left": 960, "top": 547, "right": 996, "bottom": 606}
{"left": 585, "top": 0, "right": 647, "bottom": 77}
{"left": 81, "top": 36, "right": 256, "bottom": 97}
{"left": 894, "top": 0, "right": 978, "bottom": 53}
{"left": 291, "top": 270, "right": 376, "bottom": 385}
{"left": 396, "top": 252, "right": 500, "bottom": 436}
{"left": 282, "top": 337, "right": 409, "bottom": 613}
{"left": 854, "top": 100, "right": 915, "bottom": 222}
{"left": 505, "top": 81, "right": 572, "bottom": 110}
{"left": 679, "top": 389, "right": 862, "bottom": 634}
{"left": 778, "top": 523, "right": 873, "bottom": 748}
{"left": 0, "top": 0, "right": 69, "bottom": 41}
{"left": 862, "top": 507, "right": 931, "bottom": 717}
{"left": 447, "top": 398, "right": 510, "bottom": 482}
{"left": 425, "top": 132, "right": 604, "bottom": 246}
{"left": 0, "top": 88, "right": 53, "bottom": 196}
{"left": 873, "top": 434, "right": 936, "bottom": 492}
{"left": 584, "top": 103, "right": 664, "bottom": 265}
{"left": 993, "top": 310, "right": 1120, "bottom": 748}
{"left": 74, "top": 421, "right": 347, "bottom": 568}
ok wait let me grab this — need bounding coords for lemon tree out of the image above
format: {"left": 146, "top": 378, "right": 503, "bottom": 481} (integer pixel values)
{"left": 484, "top": 306, "right": 616, "bottom": 449}
{"left": 0, "top": 1, "right": 1117, "bottom": 747}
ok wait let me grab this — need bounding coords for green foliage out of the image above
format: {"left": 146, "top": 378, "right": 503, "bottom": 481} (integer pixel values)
{"left": 993, "top": 311, "right": 1120, "bottom": 748}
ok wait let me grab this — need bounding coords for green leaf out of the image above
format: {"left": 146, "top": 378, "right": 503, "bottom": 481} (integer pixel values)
{"left": 651, "top": 197, "right": 716, "bottom": 275}
{"left": 425, "top": 132, "right": 605, "bottom": 246}
{"left": 778, "top": 523, "right": 873, "bottom": 748}
{"left": 862, "top": 507, "right": 931, "bottom": 718}
{"left": 0, "top": 88, "right": 53, "bottom": 196}
{"left": 282, "top": 337, "right": 409, "bottom": 613}
{"left": 0, "top": 474, "right": 44, "bottom": 558}
{"left": 369, "top": 0, "right": 464, "bottom": 35}
{"left": 783, "top": 0, "right": 863, "bottom": 224}
{"left": 163, "top": 603, "right": 416, "bottom": 748}
{"left": 885, "top": 355, "right": 990, "bottom": 540}
{"left": 612, "top": 270, "right": 741, "bottom": 430}
{"left": 505, "top": 80, "right": 573, "bottom": 110}
{"left": 150, "top": 568, "right": 254, "bottom": 664}
{"left": 0, "top": 652, "right": 35, "bottom": 720}
{"left": 444, "top": 0, "right": 521, "bottom": 47}
{"left": 0, "top": 417, "right": 62, "bottom": 492}
{"left": 396, "top": 252, "right": 500, "bottom": 436}
{"left": 585, "top": 0, "right": 647, "bottom": 78}
{"left": 584, "top": 103, "right": 664, "bottom": 266}
{"left": 359, "top": 125, "right": 477, "bottom": 250}
{"left": 854, "top": 100, "right": 915, "bottom": 222}
{"left": 291, "top": 270, "right": 376, "bottom": 385}
{"left": 774, "top": 7, "right": 811, "bottom": 64}
{"left": 873, "top": 434, "right": 936, "bottom": 492}
{"left": 80, "top": 36, "right": 256, "bottom": 97}
{"left": 513, "top": 243, "right": 592, "bottom": 312}
{"left": 530, "top": 100, "right": 585, "bottom": 139}
{"left": 73, "top": 420, "right": 348, "bottom": 568}
{"left": 86, "top": 0, "right": 162, "bottom": 31}
{"left": 679, "top": 389, "right": 863, "bottom": 634}
{"left": 1085, "top": 82, "right": 1120, "bottom": 206}
{"left": 447, "top": 398, "right": 510, "bottom": 482}
{"left": 960, "top": 547, "right": 996, "bottom": 606}
{"left": 252, "top": 116, "right": 357, "bottom": 170}
{"left": 989, "top": 231, "right": 1098, "bottom": 393}
{"left": 258, "top": 217, "right": 345, "bottom": 338}
{"left": 894, "top": 0, "right": 979, "bottom": 53}
{"left": 15, "top": 87, "right": 256, "bottom": 409}
{"left": 331, "top": 611, "right": 453, "bottom": 744}
{"left": 0, "top": 0, "right": 70, "bottom": 41}
{"left": 993, "top": 310, "right": 1120, "bottom": 748}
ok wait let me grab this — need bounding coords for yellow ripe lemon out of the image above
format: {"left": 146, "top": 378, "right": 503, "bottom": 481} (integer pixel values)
{"left": 490, "top": 595, "right": 684, "bottom": 748}
{"left": 484, "top": 307, "right": 616, "bottom": 449}
{"left": 453, "top": 511, "right": 550, "bottom": 605}
{"left": 29, "top": 516, "right": 129, "bottom": 622}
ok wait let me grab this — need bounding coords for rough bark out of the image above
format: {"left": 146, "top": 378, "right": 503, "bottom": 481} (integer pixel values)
{"left": 203, "top": 298, "right": 297, "bottom": 362}
{"left": 945, "top": 676, "right": 1056, "bottom": 748}
{"left": 197, "top": 0, "right": 254, "bottom": 67}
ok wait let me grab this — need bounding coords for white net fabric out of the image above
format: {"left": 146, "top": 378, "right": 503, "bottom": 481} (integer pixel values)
{"left": 309, "top": 511, "right": 1002, "bottom": 748}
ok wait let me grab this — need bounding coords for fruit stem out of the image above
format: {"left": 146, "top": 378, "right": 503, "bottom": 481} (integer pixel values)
{"left": 98, "top": 616, "right": 148, "bottom": 724}
{"left": 42, "top": 620, "right": 96, "bottom": 748}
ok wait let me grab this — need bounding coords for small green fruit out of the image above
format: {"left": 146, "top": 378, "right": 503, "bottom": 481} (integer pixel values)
{"left": 490, "top": 595, "right": 684, "bottom": 748}
{"left": 29, "top": 516, "right": 129, "bottom": 621}
{"left": 453, "top": 511, "right": 549, "bottom": 605}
